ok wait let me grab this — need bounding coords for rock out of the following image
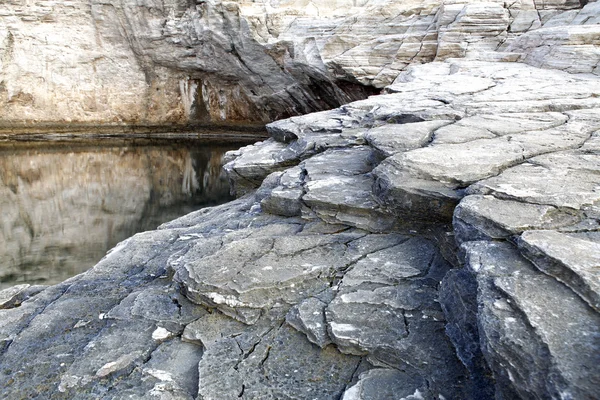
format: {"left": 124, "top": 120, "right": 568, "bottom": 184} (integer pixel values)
{"left": 436, "top": 3, "right": 509, "bottom": 60}
{"left": 1, "top": 0, "right": 591, "bottom": 127}
{"left": 325, "top": 236, "right": 469, "bottom": 398}
{"left": 224, "top": 140, "right": 296, "bottom": 196}
{"left": 286, "top": 296, "right": 332, "bottom": 348}
{"left": 518, "top": 230, "right": 600, "bottom": 312}
{"left": 365, "top": 120, "right": 452, "bottom": 156}
{"left": 197, "top": 324, "right": 361, "bottom": 400}
{"left": 0, "top": 284, "right": 45, "bottom": 309}
{"left": 2, "top": 12, "right": 600, "bottom": 398}
{"left": 468, "top": 150, "right": 600, "bottom": 210}
{"left": 505, "top": 24, "right": 600, "bottom": 75}
{"left": 341, "top": 368, "right": 431, "bottom": 400}
{"left": 301, "top": 147, "right": 394, "bottom": 231}
{"left": 439, "top": 268, "right": 495, "bottom": 399}
{"left": 430, "top": 112, "right": 569, "bottom": 145}
{"left": 174, "top": 227, "right": 364, "bottom": 324}
{"left": 453, "top": 195, "right": 580, "bottom": 243}
{"left": 461, "top": 241, "right": 600, "bottom": 399}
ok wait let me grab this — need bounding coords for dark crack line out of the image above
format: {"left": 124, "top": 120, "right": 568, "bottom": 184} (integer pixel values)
{"left": 338, "top": 357, "right": 366, "bottom": 400}
{"left": 0, "top": 284, "right": 70, "bottom": 356}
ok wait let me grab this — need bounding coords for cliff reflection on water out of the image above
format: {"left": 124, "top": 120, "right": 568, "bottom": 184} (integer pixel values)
{"left": 0, "top": 137, "right": 247, "bottom": 289}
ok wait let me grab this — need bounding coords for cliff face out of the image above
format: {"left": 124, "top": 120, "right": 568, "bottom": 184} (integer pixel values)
{"left": 1, "top": 0, "right": 598, "bottom": 126}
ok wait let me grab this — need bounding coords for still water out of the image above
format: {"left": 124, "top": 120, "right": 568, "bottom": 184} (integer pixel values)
{"left": 0, "top": 135, "right": 254, "bottom": 289}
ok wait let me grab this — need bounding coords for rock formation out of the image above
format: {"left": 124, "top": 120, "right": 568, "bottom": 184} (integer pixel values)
{"left": 1, "top": 0, "right": 599, "bottom": 399}
{"left": 2, "top": 0, "right": 598, "bottom": 126}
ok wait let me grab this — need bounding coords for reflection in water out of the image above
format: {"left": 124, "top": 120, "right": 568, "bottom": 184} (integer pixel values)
{"left": 0, "top": 137, "right": 248, "bottom": 289}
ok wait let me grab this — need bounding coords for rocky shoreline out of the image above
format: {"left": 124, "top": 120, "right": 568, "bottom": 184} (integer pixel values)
{"left": 1, "top": 57, "right": 599, "bottom": 399}
{"left": 2, "top": 0, "right": 600, "bottom": 398}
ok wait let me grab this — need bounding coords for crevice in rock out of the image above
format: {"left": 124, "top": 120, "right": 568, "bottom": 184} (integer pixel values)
{"left": 0, "top": 284, "right": 71, "bottom": 356}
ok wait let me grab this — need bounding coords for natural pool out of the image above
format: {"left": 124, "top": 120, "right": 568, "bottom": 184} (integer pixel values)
{"left": 0, "top": 134, "right": 256, "bottom": 289}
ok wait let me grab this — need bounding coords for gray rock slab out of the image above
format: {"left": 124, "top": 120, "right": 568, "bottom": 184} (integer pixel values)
{"left": 454, "top": 195, "right": 580, "bottom": 242}
{"left": 0, "top": 284, "right": 46, "bottom": 309}
{"left": 431, "top": 112, "right": 569, "bottom": 144}
{"left": 141, "top": 339, "right": 203, "bottom": 397}
{"left": 518, "top": 230, "right": 600, "bottom": 312}
{"left": 258, "top": 167, "right": 306, "bottom": 217}
{"left": 341, "top": 368, "right": 431, "bottom": 400}
{"left": 439, "top": 268, "right": 495, "bottom": 399}
{"left": 224, "top": 139, "right": 298, "bottom": 195}
{"left": 261, "top": 186, "right": 305, "bottom": 217}
{"left": 303, "top": 174, "right": 394, "bottom": 232}
{"left": 373, "top": 160, "right": 462, "bottom": 221}
{"left": 325, "top": 236, "right": 468, "bottom": 399}
{"left": 395, "top": 137, "right": 526, "bottom": 185}
{"left": 468, "top": 150, "right": 600, "bottom": 210}
{"left": 302, "top": 147, "right": 379, "bottom": 178}
{"left": 286, "top": 297, "right": 332, "bottom": 348}
{"left": 197, "top": 324, "right": 361, "bottom": 400}
{"left": 175, "top": 229, "right": 364, "bottom": 324}
{"left": 300, "top": 148, "right": 391, "bottom": 231}
{"left": 341, "top": 237, "right": 438, "bottom": 287}
{"left": 387, "top": 119, "right": 591, "bottom": 188}
{"left": 463, "top": 241, "right": 600, "bottom": 399}
{"left": 365, "top": 120, "right": 452, "bottom": 156}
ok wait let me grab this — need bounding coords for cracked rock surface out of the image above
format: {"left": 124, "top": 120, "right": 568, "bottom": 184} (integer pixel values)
{"left": 2, "top": 0, "right": 597, "bottom": 126}
{"left": 2, "top": 54, "right": 600, "bottom": 400}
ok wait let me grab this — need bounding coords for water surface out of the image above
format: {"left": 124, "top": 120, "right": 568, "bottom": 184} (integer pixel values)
{"left": 0, "top": 135, "right": 255, "bottom": 289}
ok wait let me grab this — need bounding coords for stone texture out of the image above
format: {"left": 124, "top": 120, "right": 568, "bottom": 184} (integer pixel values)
{"left": 341, "top": 368, "right": 431, "bottom": 400}
{"left": 2, "top": 6, "right": 600, "bottom": 397}
{"left": 217, "top": 57, "right": 600, "bottom": 399}
{"left": 505, "top": 2, "right": 600, "bottom": 75}
{"left": 518, "top": 230, "right": 600, "bottom": 312}
{"left": 453, "top": 194, "right": 580, "bottom": 242}
{"left": 325, "top": 236, "right": 469, "bottom": 398}
{"left": 459, "top": 241, "right": 600, "bottom": 399}
{"left": 285, "top": 296, "right": 332, "bottom": 348}
{"left": 1, "top": 0, "right": 590, "bottom": 126}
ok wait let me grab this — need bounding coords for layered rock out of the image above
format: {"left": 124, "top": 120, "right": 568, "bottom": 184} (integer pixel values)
{"left": 1, "top": 0, "right": 595, "bottom": 127}
{"left": 1, "top": 0, "right": 599, "bottom": 397}
{"left": 2, "top": 56, "right": 599, "bottom": 399}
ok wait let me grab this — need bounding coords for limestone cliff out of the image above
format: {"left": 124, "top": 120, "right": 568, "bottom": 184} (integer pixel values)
{"left": 1, "top": 0, "right": 597, "bottom": 126}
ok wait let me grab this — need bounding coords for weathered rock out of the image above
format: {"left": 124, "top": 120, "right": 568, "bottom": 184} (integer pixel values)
{"left": 325, "top": 236, "right": 469, "bottom": 398}
{"left": 365, "top": 120, "right": 452, "bottom": 156}
{"left": 301, "top": 147, "right": 394, "bottom": 231}
{"left": 518, "top": 230, "right": 600, "bottom": 312}
{"left": 341, "top": 368, "right": 431, "bottom": 400}
{"left": 224, "top": 140, "right": 296, "bottom": 195}
{"left": 286, "top": 296, "right": 332, "bottom": 348}
{"left": 439, "top": 268, "right": 495, "bottom": 399}
{"left": 453, "top": 194, "right": 580, "bottom": 243}
{"left": 175, "top": 226, "right": 363, "bottom": 324}
{"left": 1, "top": 0, "right": 590, "bottom": 126}
{"left": 468, "top": 150, "right": 600, "bottom": 210}
{"left": 461, "top": 241, "right": 600, "bottom": 399}
{"left": 197, "top": 323, "right": 360, "bottom": 400}
{"left": 505, "top": 10, "right": 600, "bottom": 75}
{"left": 0, "top": 284, "right": 45, "bottom": 309}
{"left": 2, "top": 15, "right": 600, "bottom": 398}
